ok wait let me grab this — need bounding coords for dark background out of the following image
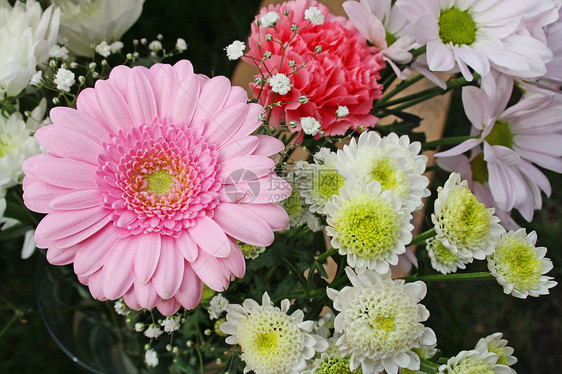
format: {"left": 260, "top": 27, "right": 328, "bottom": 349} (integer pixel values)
{"left": 1, "top": 1, "right": 560, "bottom": 373}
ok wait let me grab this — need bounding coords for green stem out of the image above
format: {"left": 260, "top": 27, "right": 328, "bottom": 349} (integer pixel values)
{"left": 422, "top": 136, "right": 476, "bottom": 150}
{"left": 0, "top": 311, "right": 22, "bottom": 339}
{"left": 378, "top": 74, "right": 424, "bottom": 105}
{"left": 406, "top": 228, "right": 436, "bottom": 247}
{"left": 419, "top": 357, "right": 441, "bottom": 373}
{"left": 315, "top": 248, "right": 338, "bottom": 264}
{"left": 403, "top": 272, "right": 494, "bottom": 283}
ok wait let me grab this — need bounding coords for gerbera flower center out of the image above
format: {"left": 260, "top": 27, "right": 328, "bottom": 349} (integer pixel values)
{"left": 438, "top": 8, "right": 477, "bottom": 46}
{"left": 431, "top": 238, "right": 462, "bottom": 265}
{"left": 469, "top": 153, "right": 489, "bottom": 184}
{"left": 319, "top": 357, "right": 360, "bottom": 374}
{"left": 485, "top": 120, "right": 514, "bottom": 148}
{"left": 493, "top": 236, "right": 542, "bottom": 290}
{"left": 442, "top": 188, "right": 490, "bottom": 247}
{"left": 334, "top": 194, "right": 399, "bottom": 259}
{"left": 145, "top": 169, "right": 174, "bottom": 194}
{"left": 447, "top": 358, "right": 495, "bottom": 374}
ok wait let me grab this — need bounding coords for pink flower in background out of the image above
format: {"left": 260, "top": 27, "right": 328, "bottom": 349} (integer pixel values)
{"left": 246, "top": 0, "right": 384, "bottom": 135}
{"left": 436, "top": 73, "right": 562, "bottom": 221}
{"left": 22, "top": 61, "right": 290, "bottom": 315}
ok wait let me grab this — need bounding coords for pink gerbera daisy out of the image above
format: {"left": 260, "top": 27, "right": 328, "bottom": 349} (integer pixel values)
{"left": 22, "top": 61, "right": 290, "bottom": 315}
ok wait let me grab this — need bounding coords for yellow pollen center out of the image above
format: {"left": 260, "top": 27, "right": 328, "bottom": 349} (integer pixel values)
{"left": 255, "top": 331, "right": 279, "bottom": 353}
{"left": 494, "top": 236, "right": 542, "bottom": 290}
{"left": 485, "top": 120, "right": 514, "bottom": 148}
{"left": 470, "top": 152, "right": 489, "bottom": 184}
{"left": 438, "top": 7, "right": 477, "bottom": 46}
{"left": 316, "top": 169, "right": 345, "bottom": 200}
{"left": 444, "top": 187, "right": 490, "bottom": 246}
{"left": 373, "top": 316, "right": 395, "bottom": 332}
{"left": 432, "top": 238, "right": 461, "bottom": 265}
{"left": 145, "top": 169, "right": 174, "bottom": 194}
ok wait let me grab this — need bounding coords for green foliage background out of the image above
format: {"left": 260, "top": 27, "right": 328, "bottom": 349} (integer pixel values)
{"left": 0, "top": 1, "right": 561, "bottom": 373}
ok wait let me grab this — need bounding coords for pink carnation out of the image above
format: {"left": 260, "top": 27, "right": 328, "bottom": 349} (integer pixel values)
{"left": 246, "top": 0, "right": 384, "bottom": 135}
{"left": 22, "top": 61, "right": 290, "bottom": 315}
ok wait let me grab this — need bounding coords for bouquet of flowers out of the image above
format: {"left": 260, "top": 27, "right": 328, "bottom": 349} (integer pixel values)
{"left": 1, "top": 0, "right": 560, "bottom": 373}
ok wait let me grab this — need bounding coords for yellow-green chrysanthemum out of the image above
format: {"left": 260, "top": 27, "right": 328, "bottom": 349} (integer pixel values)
{"left": 488, "top": 229, "right": 557, "bottom": 298}
{"left": 475, "top": 332, "right": 517, "bottom": 370}
{"left": 326, "top": 180, "right": 413, "bottom": 274}
{"left": 438, "top": 349, "right": 511, "bottom": 374}
{"left": 432, "top": 173, "right": 504, "bottom": 261}
{"left": 426, "top": 237, "right": 470, "bottom": 274}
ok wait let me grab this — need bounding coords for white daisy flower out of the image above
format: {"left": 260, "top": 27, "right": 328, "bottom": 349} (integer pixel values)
{"left": 220, "top": 292, "right": 328, "bottom": 374}
{"left": 488, "top": 229, "right": 557, "bottom": 299}
{"left": 475, "top": 332, "right": 517, "bottom": 371}
{"left": 336, "top": 131, "right": 429, "bottom": 213}
{"left": 259, "top": 11, "right": 280, "bottom": 28}
{"left": 225, "top": 40, "right": 246, "bottom": 60}
{"left": 432, "top": 173, "right": 504, "bottom": 261}
{"left": 326, "top": 180, "right": 413, "bottom": 274}
{"left": 268, "top": 73, "right": 292, "bottom": 95}
{"left": 426, "top": 237, "right": 470, "bottom": 275}
{"left": 396, "top": 0, "right": 552, "bottom": 81}
{"left": 53, "top": 67, "right": 75, "bottom": 92}
{"left": 327, "top": 268, "right": 436, "bottom": 374}
{"left": 304, "top": 6, "right": 325, "bottom": 26}
{"left": 300, "top": 148, "right": 345, "bottom": 214}
{"left": 208, "top": 294, "right": 229, "bottom": 320}
{"left": 438, "top": 349, "right": 512, "bottom": 374}
{"left": 300, "top": 117, "right": 322, "bottom": 136}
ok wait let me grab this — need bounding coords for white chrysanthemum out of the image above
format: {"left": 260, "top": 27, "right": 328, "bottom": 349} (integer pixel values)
{"left": 238, "top": 242, "right": 267, "bottom": 260}
{"left": 225, "top": 40, "right": 246, "bottom": 60}
{"left": 300, "top": 148, "right": 345, "bottom": 214}
{"left": 0, "top": 0, "right": 60, "bottom": 97}
{"left": 160, "top": 316, "right": 181, "bottom": 333}
{"left": 426, "top": 237, "right": 470, "bottom": 275}
{"left": 259, "top": 11, "right": 280, "bottom": 28}
{"left": 302, "top": 351, "right": 361, "bottom": 374}
{"left": 300, "top": 117, "right": 321, "bottom": 136}
{"left": 268, "top": 73, "right": 292, "bottom": 95}
{"left": 53, "top": 0, "right": 144, "bottom": 57}
{"left": 220, "top": 292, "right": 328, "bottom": 374}
{"left": 336, "top": 131, "right": 429, "bottom": 212}
{"left": 283, "top": 161, "right": 323, "bottom": 232}
{"left": 475, "top": 333, "right": 517, "bottom": 371}
{"left": 304, "top": 6, "right": 325, "bottom": 25}
{"left": 432, "top": 173, "right": 504, "bottom": 261}
{"left": 328, "top": 268, "right": 437, "bottom": 374}
{"left": 0, "top": 105, "right": 46, "bottom": 189}
{"left": 144, "top": 349, "right": 159, "bottom": 367}
{"left": 209, "top": 294, "right": 229, "bottom": 320}
{"left": 326, "top": 180, "right": 413, "bottom": 274}
{"left": 438, "top": 349, "right": 512, "bottom": 374}
{"left": 396, "top": 0, "right": 553, "bottom": 81}
{"left": 176, "top": 38, "right": 187, "bottom": 52}
{"left": 488, "top": 229, "right": 557, "bottom": 299}
{"left": 144, "top": 324, "right": 163, "bottom": 339}
{"left": 53, "top": 67, "right": 75, "bottom": 92}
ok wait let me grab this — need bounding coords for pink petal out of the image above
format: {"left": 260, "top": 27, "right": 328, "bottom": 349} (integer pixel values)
{"left": 190, "top": 249, "right": 230, "bottom": 292}
{"left": 54, "top": 214, "right": 111, "bottom": 249}
{"left": 218, "top": 155, "right": 275, "bottom": 181}
{"left": 455, "top": 45, "right": 489, "bottom": 76}
{"left": 75, "top": 88, "right": 113, "bottom": 134}
{"left": 101, "top": 236, "right": 136, "bottom": 299}
{"left": 123, "top": 288, "right": 142, "bottom": 310}
{"left": 252, "top": 135, "right": 285, "bottom": 157}
{"left": 218, "top": 239, "right": 246, "bottom": 278}
{"left": 213, "top": 203, "right": 274, "bottom": 246}
{"left": 127, "top": 67, "right": 158, "bottom": 125}
{"left": 220, "top": 174, "right": 291, "bottom": 204}
{"left": 174, "top": 263, "right": 203, "bottom": 310}
{"left": 172, "top": 60, "right": 195, "bottom": 81}
{"left": 34, "top": 125, "right": 104, "bottom": 165}
{"left": 150, "top": 64, "right": 177, "bottom": 118}
{"left": 134, "top": 232, "right": 162, "bottom": 284}
{"left": 175, "top": 231, "right": 199, "bottom": 262}
{"left": 218, "top": 136, "right": 259, "bottom": 162}
{"left": 224, "top": 86, "right": 248, "bottom": 107}
{"left": 247, "top": 203, "right": 289, "bottom": 231}
{"left": 73, "top": 225, "right": 120, "bottom": 277}
{"left": 189, "top": 216, "right": 230, "bottom": 258}
{"left": 49, "top": 188, "right": 103, "bottom": 210}
{"left": 46, "top": 245, "right": 78, "bottom": 265}
{"left": 85, "top": 269, "right": 108, "bottom": 301}
{"left": 231, "top": 103, "right": 264, "bottom": 138}
{"left": 32, "top": 156, "right": 97, "bottom": 189}
{"left": 133, "top": 278, "right": 159, "bottom": 309}
{"left": 426, "top": 40, "right": 455, "bottom": 72}
{"left": 49, "top": 107, "right": 108, "bottom": 143}
{"left": 156, "top": 299, "right": 181, "bottom": 316}
{"left": 191, "top": 76, "right": 232, "bottom": 124}
{"left": 106, "top": 65, "right": 131, "bottom": 96}
{"left": 35, "top": 206, "right": 110, "bottom": 248}
{"left": 434, "top": 138, "right": 481, "bottom": 158}
{"left": 414, "top": 14, "right": 439, "bottom": 45}
{"left": 461, "top": 86, "right": 490, "bottom": 130}
{"left": 167, "top": 74, "right": 201, "bottom": 125}
{"left": 342, "top": 1, "right": 371, "bottom": 41}
{"left": 94, "top": 79, "right": 135, "bottom": 134}
{"left": 23, "top": 178, "right": 70, "bottom": 214}
{"left": 152, "top": 236, "right": 185, "bottom": 299}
